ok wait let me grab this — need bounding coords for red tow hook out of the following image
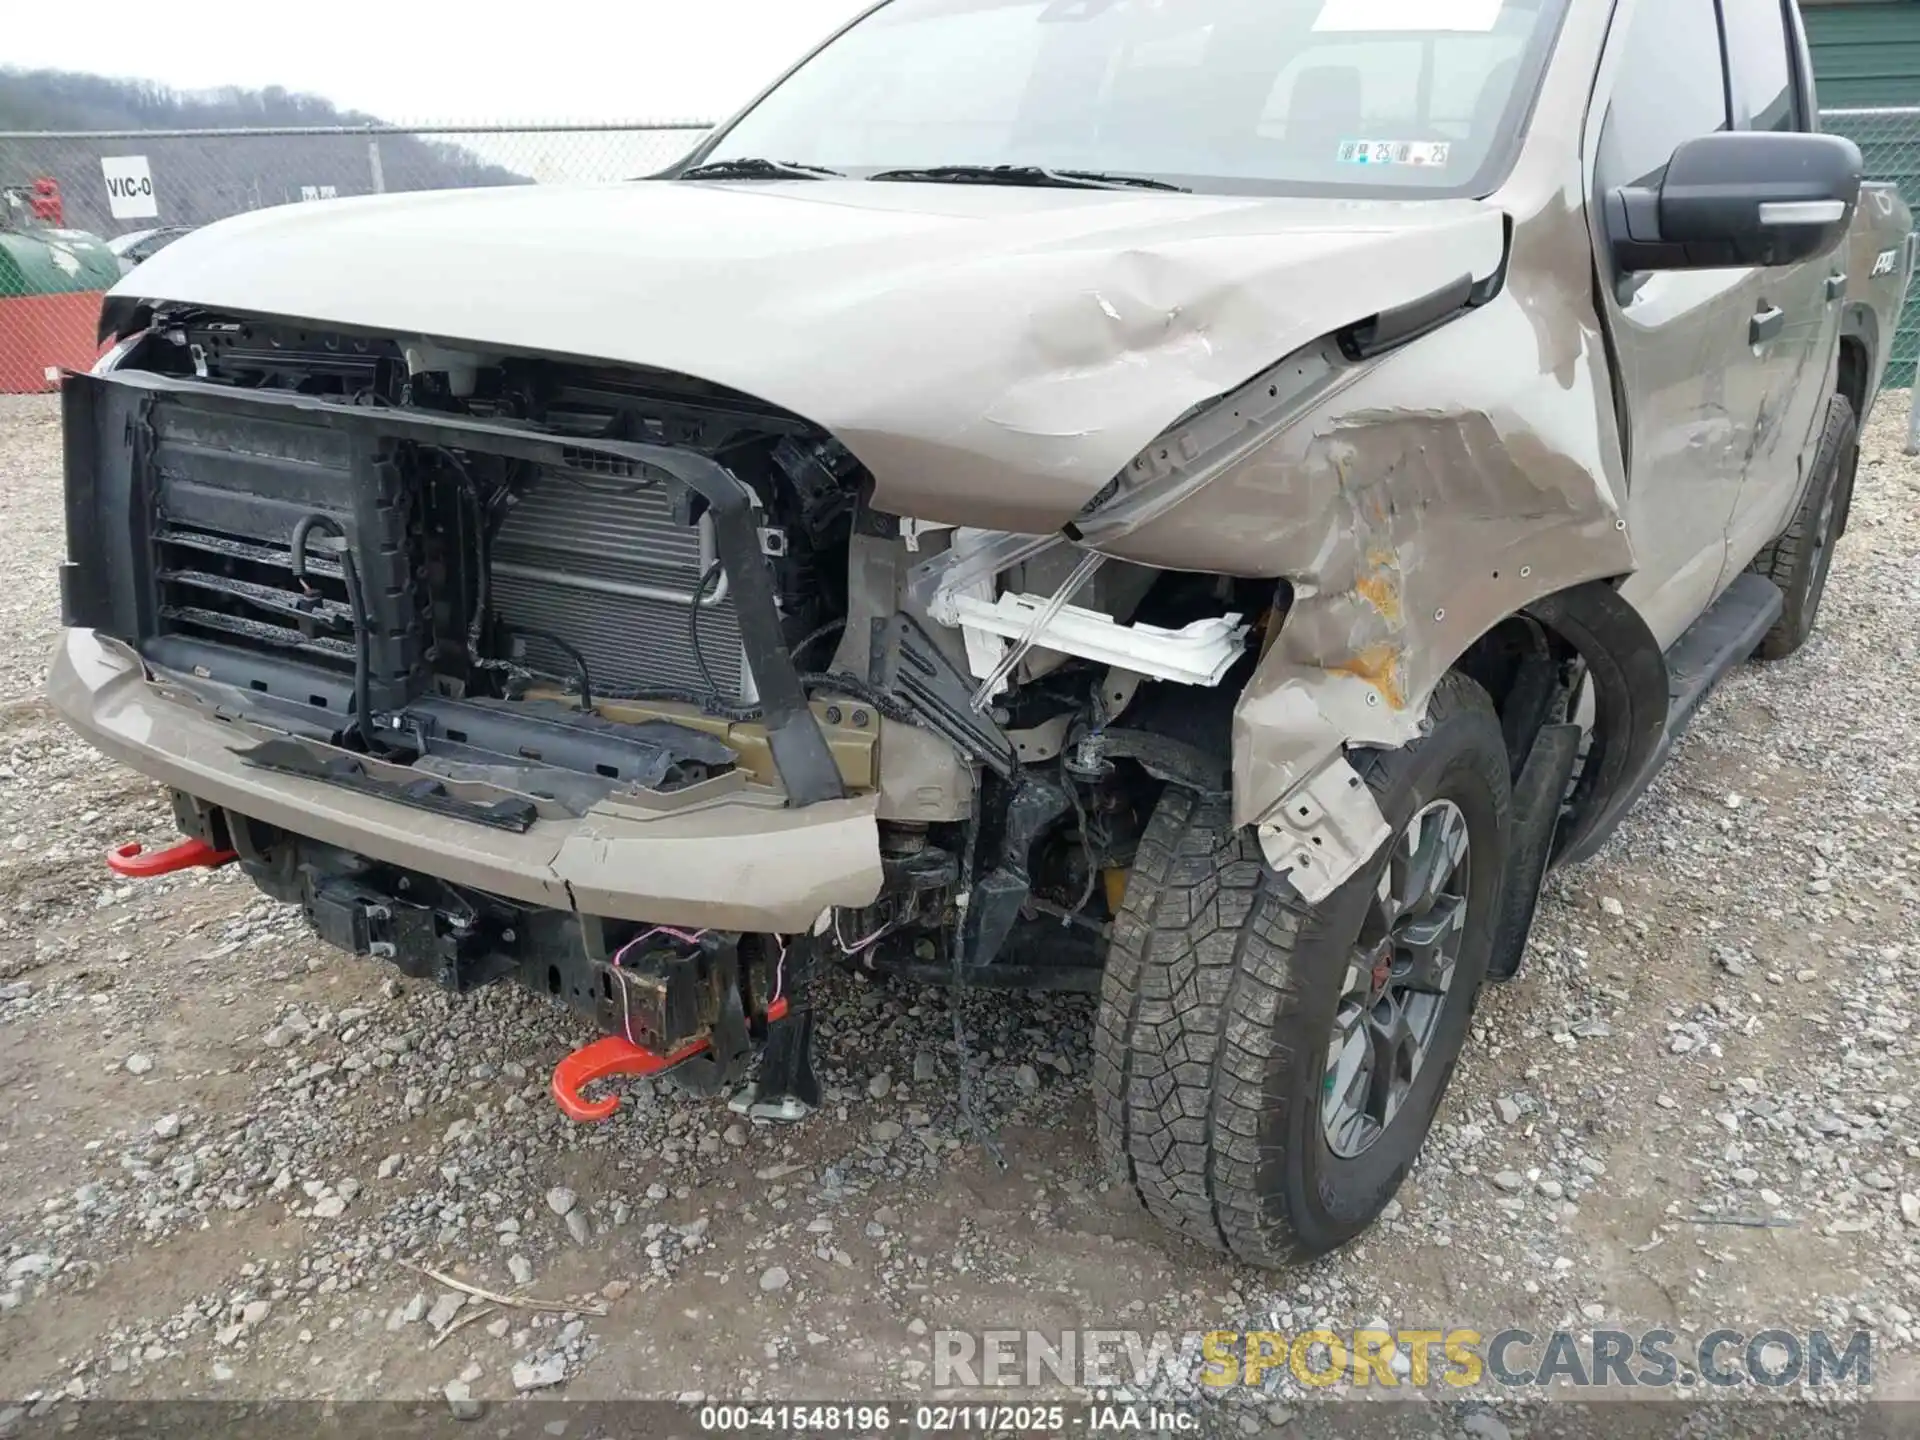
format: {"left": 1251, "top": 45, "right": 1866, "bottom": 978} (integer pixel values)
{"left": 106, "top": 837, "right": 237, "bottom": 879}
{"left": 550, "top": 1034, "right": 712, "bottom": 1123}
{"left": 550, "top": 996, "right": 791, "bottom": 1123}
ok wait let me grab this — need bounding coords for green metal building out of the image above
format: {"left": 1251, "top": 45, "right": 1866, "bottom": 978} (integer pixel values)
{"left": 1807, "top": 0, "right": 1920, "bottom": 387}
{"left": 1806, "top": 0, "right": 1920, "bottom": 107}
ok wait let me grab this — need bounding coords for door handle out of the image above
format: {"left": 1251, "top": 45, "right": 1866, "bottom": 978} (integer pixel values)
{"left": 1827, "top": 272, "right": 1848, "bottom": 302}
{"left": 1749, "top": 305, "right": 1785, "bottom": 346}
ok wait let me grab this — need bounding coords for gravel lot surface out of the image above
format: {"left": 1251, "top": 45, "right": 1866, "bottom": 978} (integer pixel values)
{"left": 0, "top": 391, "right": 1916, "bottom": 1434}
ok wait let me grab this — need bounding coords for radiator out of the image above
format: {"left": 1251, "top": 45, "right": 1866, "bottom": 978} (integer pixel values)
{"left": 488, "top": 463, "right": 752, "bottom": 701}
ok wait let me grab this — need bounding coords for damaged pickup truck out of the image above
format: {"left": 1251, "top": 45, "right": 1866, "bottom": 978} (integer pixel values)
{"left": 51, "top": 0, "right": 1914, "bottom": 1266}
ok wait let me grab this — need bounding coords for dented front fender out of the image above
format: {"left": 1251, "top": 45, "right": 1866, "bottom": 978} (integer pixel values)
{"left": 1085, "top": 194, "right": 1639, "bottom": 883}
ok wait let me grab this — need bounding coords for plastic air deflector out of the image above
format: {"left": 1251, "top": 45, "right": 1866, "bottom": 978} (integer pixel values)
{"left": 106, "top": 837, "right": 236, "bottom": 878}
{"left": 1486, "top": 723, "right": 1582, "bottom": 981}
{"left": 870, "top": 614, "right": 1018, "bottom": 778}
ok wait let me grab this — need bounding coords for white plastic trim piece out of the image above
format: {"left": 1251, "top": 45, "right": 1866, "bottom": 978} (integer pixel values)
{"left": 950, "top": 591, "right": 1249, "bottom": 689}
{"left": 967, "top": 550, "right": 1106, "bottom": 708}
{"left": 90, "top": 332, "right": 145, "bottom": 376}
{"left": 899, "top": 517, "right": 955, "bottom": 554}
{"left": 961, "top": 624, "right": 1012, "bottom": 700}
{"left": 918, "top": 530, "right": 1070, "bottom": 624}
{"left": 1758, "top": 200, "right": 1846, "bottom": 226}
{"left": 1256, "top": 752, "right": 1391, "bottom": 903}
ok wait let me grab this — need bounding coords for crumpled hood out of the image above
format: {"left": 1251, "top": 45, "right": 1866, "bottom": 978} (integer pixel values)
{"left": 118, "top": 179, "right": 1508, "bottom": 531}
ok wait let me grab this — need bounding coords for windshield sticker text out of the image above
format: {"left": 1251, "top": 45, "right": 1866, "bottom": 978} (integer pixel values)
{"left": 1337, "top": 140, "right": 1453, "bottom": 168}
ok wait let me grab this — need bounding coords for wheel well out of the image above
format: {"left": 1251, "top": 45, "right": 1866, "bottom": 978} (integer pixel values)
{"left": 1837, "top": 335, "right": 1870, "bottom": 421}
{"left": 1451, "top": 614, "right": 1569, "bottom": 776}
{"left": 1119, "top": 570, "right": 1667, "bottom": 856}
{"left": 1450, "top": 582, "right": 1669, "bottom": 865}
{"left": 1112, "top": 568, "right": 1283, "bottom": 770}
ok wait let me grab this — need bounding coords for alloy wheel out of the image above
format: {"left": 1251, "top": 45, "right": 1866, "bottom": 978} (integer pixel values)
{"left": 1322, "top": 799, "right": 1472, "bottom": 1159}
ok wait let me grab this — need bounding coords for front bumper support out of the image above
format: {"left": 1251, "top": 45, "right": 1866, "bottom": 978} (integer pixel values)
{"left": 50, "top": 629, "right": 884, "bottom": 932}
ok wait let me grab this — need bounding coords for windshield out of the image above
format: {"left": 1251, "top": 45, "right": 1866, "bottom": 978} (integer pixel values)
{"left": 699, "top": 0, "right": 1568, "bottom": 197}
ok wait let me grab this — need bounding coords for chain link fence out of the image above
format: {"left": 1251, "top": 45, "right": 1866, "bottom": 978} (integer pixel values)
{"left": 0, "top": 111, "right": 1915, "bottom": 443}
{"left": 0, "top": 121, "right": 712, "bottom": 390}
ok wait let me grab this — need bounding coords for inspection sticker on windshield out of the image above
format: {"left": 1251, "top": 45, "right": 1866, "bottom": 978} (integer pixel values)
{"left": 1338, "top": 140, "right": 1453, "bottom": 168}
{"left": 1315, "top": 0, "right": 1502, "bottom": 32}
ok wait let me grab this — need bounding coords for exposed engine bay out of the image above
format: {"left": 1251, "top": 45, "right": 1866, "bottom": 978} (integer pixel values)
{"left": 64, "top": 312, "right": 1283, "bottom": 1105}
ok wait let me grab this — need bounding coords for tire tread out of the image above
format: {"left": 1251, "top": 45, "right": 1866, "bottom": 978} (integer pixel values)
{"left": 1092, "top": 674, "right": 1492, "bottom": 1267}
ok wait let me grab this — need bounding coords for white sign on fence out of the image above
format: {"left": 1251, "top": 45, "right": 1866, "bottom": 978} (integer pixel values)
{"left": 300, "top": 185, "right": 339, "bottom": 202}
{"left": 100, "top": 155, "right": 159, "bottom": 220}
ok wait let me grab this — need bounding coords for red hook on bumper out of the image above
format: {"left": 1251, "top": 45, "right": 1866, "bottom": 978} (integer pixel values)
{"left": 106, "top": 837, "right": 236, "bottom": 879}
{"left": 549, "top": 997, "right": 791, "bottom": 1123}
{"left": 550, "top": 1034, "right": 711, "bottom": 1123}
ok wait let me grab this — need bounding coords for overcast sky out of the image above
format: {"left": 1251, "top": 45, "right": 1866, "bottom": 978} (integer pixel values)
{"left": 7, "top": 0, "right": 875, "bottom": 123}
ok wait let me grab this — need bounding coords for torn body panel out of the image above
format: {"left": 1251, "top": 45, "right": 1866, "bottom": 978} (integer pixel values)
{"left": 1074, "top": 190, "right": 1637, "bottom": 859}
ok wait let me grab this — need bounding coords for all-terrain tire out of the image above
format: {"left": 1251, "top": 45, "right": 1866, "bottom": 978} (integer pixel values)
{"left": 1749, "top": 394, "right": 1858, "bottom": 661}
{"left": 1091, "top": 672, "right": 1511, "bottom": 1267}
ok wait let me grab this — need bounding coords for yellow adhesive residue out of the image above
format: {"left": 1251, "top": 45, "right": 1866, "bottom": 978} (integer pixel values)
{"left": 1352, "top": 548, "right": 1404, "bottom": 625}
{"left": 1331, "top": 642, "right": 1409, "bottom": 711}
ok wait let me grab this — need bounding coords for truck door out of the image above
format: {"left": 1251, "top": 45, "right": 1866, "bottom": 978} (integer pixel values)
{"left": 1720, "top": 0, "right": 1847, "bottom": 578}
{"left": 1587, "top": 0, "right": 1758, "bottom": 649}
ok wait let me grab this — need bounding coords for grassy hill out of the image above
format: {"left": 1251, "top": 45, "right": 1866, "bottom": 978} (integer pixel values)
{"left": 0, "top": 69, "right": 527, "bottom": 235}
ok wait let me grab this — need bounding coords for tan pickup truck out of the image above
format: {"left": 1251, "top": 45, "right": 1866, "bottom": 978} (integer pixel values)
{"left": 51, "top": 0, "right": 1914, "bottom": 1267}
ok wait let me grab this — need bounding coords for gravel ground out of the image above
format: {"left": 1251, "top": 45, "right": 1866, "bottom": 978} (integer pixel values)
{"left": 0, "top": 390, "right": 1916, "bottom": 1434}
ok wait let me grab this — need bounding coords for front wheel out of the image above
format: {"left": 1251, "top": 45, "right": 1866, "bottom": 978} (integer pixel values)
{"left": 1091, "top": 672, "right": 1511, "bottom": 1267}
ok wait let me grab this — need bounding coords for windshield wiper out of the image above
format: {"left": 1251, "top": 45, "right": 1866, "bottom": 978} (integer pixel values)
{"left": 678, "top": 157, "right": 845, "bottom": 181}
{"left": 867, "top": 164, "right": 1189, "bottom": 193}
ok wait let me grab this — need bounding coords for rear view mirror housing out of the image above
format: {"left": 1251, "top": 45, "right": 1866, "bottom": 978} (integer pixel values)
{"left": 1607, "top": 130, "right": 1863, "bottom": 272}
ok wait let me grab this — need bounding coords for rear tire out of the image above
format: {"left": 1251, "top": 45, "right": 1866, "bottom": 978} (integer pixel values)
{"left": 1749, "top": 394, "right": 1857, "bottom": 661}
{"left": 1092, "top": 672, "right": 1511, "bottom": 1267}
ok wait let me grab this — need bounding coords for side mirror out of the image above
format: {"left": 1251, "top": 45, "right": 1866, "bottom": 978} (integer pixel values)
{"left": 1607, "top": 130, "right": 1863, "bottom": 272}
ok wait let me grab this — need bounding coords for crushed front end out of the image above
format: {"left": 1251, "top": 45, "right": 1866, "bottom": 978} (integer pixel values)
{"left": 54, "top": 315, "right": 1245, "bottom": 1118}
{"left": 58, "top": 320, "right": 901, "bottom": 1114}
